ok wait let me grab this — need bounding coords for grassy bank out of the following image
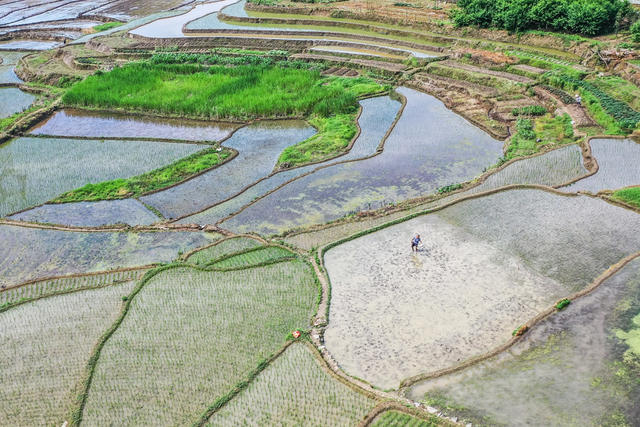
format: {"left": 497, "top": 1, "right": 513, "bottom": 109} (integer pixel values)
{"left": 612, "top": 187, "right": 640, "bottom": 209}
{"left": 277, "top": 114, "right": 357, "bottom": 168}
{"left": 53, "top": 147, "right": 234, "bottom": 203}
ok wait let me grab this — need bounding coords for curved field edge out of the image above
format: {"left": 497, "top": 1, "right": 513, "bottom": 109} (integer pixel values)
{"left": 72, "top": 259, "right": 320, "bottom": 426}
{"left": 183, "top": 235, "right": 265, "bottom": 264}
{"left": 62, "top": 60, "right": 388, "bottom": 170}
{"left": 0, "top": 268, "right": 149, "bottom": 313}
{"left": 313, "top": 185, "right": 640, "bottom": 390}
{"left": 51, "top": 146, "right": 236, "bottom": 203}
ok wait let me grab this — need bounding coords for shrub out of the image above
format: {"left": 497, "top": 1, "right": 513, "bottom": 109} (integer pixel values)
{"left": 556, "top": 298, "right": 571, "bottom": 310}
{"left": 631, "top": 20, "right": 640, "bottom": 42}
{"left": 452, "top": 0, "right": 635, "bottom": 36}
{"left": 512, "top": 105, "right": 547, "bottom": 116}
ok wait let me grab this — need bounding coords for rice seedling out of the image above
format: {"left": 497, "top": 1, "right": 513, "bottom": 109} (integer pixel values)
{"left": 0, "top": 224, "right": 213, "bottom": 286}
{"left": 0, "top": 269, "right": 146, "bottom": 310}
{"left": 207, "top": 343, "right": 376, "bottom": 426}
{"left": 0, "top": 136, "right": 204, "bottom": 217}
{"left": 81, "top": 261, "right": 318, "bottom": 425}
{"left": 0, "top": 282, "right": 134, "bottom": 425}
{"left": 186, "top": 237, "right": 263, "bottom": 265}
{"left": 371, "top": 410, "right": 440, "bottom": 426}
{"left": 472, "top": 144, "right": 586, "bottom": 192}
{"left": 210, "top": 246, "right": 295, "bottom": 269}
{"left": 564, "top": 138, "right": 640, "bottom": 193}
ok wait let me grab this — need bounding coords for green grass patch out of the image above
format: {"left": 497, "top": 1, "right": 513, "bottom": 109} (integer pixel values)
{"left": 427, "top": 63, "right": 522, "bottom": 93}
{"left": 92, "top": 22, "right": 123, "bottom": 32}
{"left": 210, "top": 246, "right": 295, "bottom": 269}
{"left": 371, "top": 410, "right": 439, "bottom": 426}
{"left": 556, "top": 299, "right": 571, "bottom": 310}
{"left": 53, "top": 147, "right": 233, "bottom": 202}
{"left": 512, "top": 105, "right": 546, "bottom": 116}
{"left": 277, "top": 113, "right": 357, "bottom": 168}
{"left": 506, "top": 114, "right": 576, "bottom": 160}
{"left": 612, "top": 186, "right": 640, "bottom": 209}
{"left": 63, "top": 61, "right": 382, "bottom": 121}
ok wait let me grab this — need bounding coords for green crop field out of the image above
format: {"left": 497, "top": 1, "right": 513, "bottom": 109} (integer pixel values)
{"left": 81, "top": 262, "right": 318, "bottom": 425}
{"left": 207, "top": 343, "right": 377, "bottom": 425}
{"left": 0, "top": 282, "right": 135, "bottom": 425}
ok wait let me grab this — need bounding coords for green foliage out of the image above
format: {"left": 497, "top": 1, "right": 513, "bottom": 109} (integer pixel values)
{"left": 556, "top": 298, "right": 571, "bottom": 310}
{"left": 53, "top": 148, "right": 233, "bottom": 202}
{"left": 631, "top": 20, "right": 640, "bottom": 42}
{"left": 63, "top": 62, "right": 381, "bottom": 121}
{"left": 452, "top": 0, "right": 634, "bottom": 36}
{"left": 512, "top": 105, "right": 547, "bottom": 116}
{"left": 92, "top": 22, "right": 123, "bottom": 32}
{"left": 437, "top": 183, "right": 463, "bottom": 194}
{"left": 540, "top": 84, "right": 576, "bottom": 104}
{"left": 548, "top": 73, "right": 640, "bottom": 130}
{"left": 612, "top": 186, "right": 640, "bottom": 209}
{"left": 277, "top": 113, "right": 358, "bottom": 168}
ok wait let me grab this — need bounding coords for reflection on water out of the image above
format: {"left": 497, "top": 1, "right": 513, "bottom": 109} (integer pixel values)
{"left": 31, "top": 109, "right": 237, "bottom": 142}
{"left": 0, "top": 87, "right": 34, "bottom": 119}
{"left": 221, "top": 87, "right": 503, "bottom": 235}
{"left": 178, "top": 95, "right": 401, "bottom": 225}
{"left": 141, "top": 120, "right": 316, "bottom": 219}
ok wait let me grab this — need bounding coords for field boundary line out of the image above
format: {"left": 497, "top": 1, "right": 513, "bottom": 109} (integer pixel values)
{"left": 185, "top": 90, "right": 407, "bottom": 227}
{"left": 1, "top": 265, "right": 155, "bottom": 293}
{"left": 169, "top": 92, "right": 396, "bottom": 224}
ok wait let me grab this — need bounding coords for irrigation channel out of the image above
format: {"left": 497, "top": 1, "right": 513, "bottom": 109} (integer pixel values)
{"left": 2, "top": 0, "right": 640, "bottom": 425}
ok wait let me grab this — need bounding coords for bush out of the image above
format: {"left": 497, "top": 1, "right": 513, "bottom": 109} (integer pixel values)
{"left": 452, "top": 0, "right": 635, "bottom": 36}
{"left": 556, "top": 299, "right": 571, "bottom": 310}
{"left": 512, "top": 105, "right": 547, "bottom": 116}
{"left": 631, "top": 20, "right": 640, "bottom": 42}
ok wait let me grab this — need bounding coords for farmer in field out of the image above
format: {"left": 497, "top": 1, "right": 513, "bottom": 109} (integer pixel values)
{"left": 411, "top": 233, "right": 421, "bottom": 252}
{"left": 575, "top": 94, "right": 582, "bottom": 106}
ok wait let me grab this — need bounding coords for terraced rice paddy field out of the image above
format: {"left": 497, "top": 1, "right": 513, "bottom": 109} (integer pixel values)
{"left": 2, "top": 0, "right": 640, "bottom": 425}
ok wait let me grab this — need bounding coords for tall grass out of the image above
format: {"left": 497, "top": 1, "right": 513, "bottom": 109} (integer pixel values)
{"left": 612, "top": 187, "right": 640, "bottom": 209}
{"left": 63, "top": 62, "right": 381, "bottom": 121}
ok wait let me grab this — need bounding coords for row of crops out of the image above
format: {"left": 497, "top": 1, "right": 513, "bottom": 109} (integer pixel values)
{"left": 547, "top": 72, "right": 640, "bottom": 129}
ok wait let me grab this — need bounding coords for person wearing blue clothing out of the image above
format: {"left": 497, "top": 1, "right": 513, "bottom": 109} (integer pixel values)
{"left": 411, "top": 233, "right": 421, "bottom": 252}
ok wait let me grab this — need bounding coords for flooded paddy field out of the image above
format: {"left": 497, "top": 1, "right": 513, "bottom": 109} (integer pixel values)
{"left": 323, "top": 189, "right": 640, "bottom": 389}
{"left": 177, "top": 95, "right": 401, "bottom": 225}
{"left": 0, "top": 224, "right": 214, "bottom": 286}
{"left": 8, "top": 199, "right": 159, "bottom": 227}
{"left": 0, "top": 136, "right": 204, "bottom": 217}
{"left": 141, "top": 120, "right": 315, "bottom": 219}
{"left": 0, "top": 39, "right": 62, "bottom": 50}
{"left": 0, "top": 87, "right": 34, "bottom": 118}
{"left": 221, "top": 87, "right": 502, "bottom": 235}
{"left": 0, "top": 51, "right": 24, "bottom": 83}
{"left": 564, "top": 138, "right": 640, "bottom": 193}
{"left": 31, "top": 109, "right": 237, "bottom": 142}
{"left": 407, "top": 257, "right": 640, "bottom": 426}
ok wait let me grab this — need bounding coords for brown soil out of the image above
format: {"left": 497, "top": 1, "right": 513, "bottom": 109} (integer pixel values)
{"left": 440, "top": 60, "right": 535, "bottom": 84}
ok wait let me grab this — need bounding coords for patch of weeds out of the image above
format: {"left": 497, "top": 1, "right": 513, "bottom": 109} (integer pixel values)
{"left": 556, "top": 299, "right": 571, "bottom": 310}
{"left": 437, "top": 183, "right": 463, "bottom": 194}
{"left": 612, "top": 187, "right": 640, "bottom": 209}
{"left": 92, "top": 22, "right": 123, "bottom": 32}
{"left": 512, "top": 105, "right": 546, "bottom": 116}
{"left": 53, "top": 147, "right": 234, "bottom": 202}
